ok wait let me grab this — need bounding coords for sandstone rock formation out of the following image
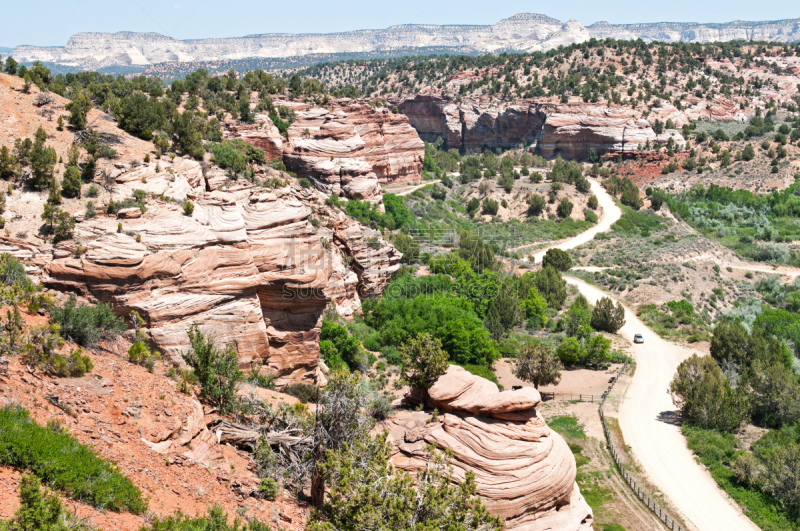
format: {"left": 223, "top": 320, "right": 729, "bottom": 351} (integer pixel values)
{"left": 388, "top": 366, "right": 593, "bottom": 531}
{"left": 40, "top": 158, "right": 401, "bottom": 385}
{"left": 224, "top": 115, "right": 285, "bottom": 162}
{"left": 228, "top": 101, "right": 424, "bottom": 203}
{"left": 14, "top": 14, "right": 800, "bottom": 70}
{"left": 398, "top": 95, "right": 685, "bottom": 158}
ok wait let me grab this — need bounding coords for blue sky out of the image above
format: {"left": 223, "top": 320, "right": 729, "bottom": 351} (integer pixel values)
{"left": 2, "top": 0, "right": 799, "bottom": 48}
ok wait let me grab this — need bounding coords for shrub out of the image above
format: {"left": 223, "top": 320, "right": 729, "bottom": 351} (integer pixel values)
{"left": 310, "top": 433, "right": 502, "bottom": 531}
{"left": 0, "top": 253, "right": 35, "bottom": 292}
{"left": 0, "top": 406, "right": 146, "bottom": 513}
{"left": 556, "top": 197, "right": 573, "bottom": 218}
{"left": 183, "top": 200, "right": 195, "bottom": 217}
{"left": 299, "top": 177, "right": 313, "bottom": 188}
{"left": 49, "top": 294, "right": 125, "bottom": 348}
{"left": 542, "top": 248, "right": 572, "bottom": 272}
{"left": 755, "top": 243, "right": 790, "bottom": 264}
{"left": 86, "top": 185, "right": 99, "bottom": 197}
{"left": 142, "top": 505, "right": 272, "bottom": 531}
{"left": 282, "top": 383, "right": 320, "bottom": 404}
{"left": 590, "top": 297, "right": 626, "bottom": 333}
{"left": 182, "top": 325, "right": 244, "bottom": 415}
{"left": 587, "top": 195, "right": 598, "bottom": 210}
{"left": 584, "top": 210, "right": 598, "bottom": 223}
{"left": 258, "top": 478, "right": 279, "bottom": 501}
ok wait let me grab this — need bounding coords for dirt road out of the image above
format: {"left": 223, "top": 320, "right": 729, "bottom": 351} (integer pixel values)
{"left": 530, "top": 178, "right": 622, "bottom": 263}
{"left": 530, "top": 181, "right": 759, "bottom": 530}
{"left": 564, "top": 277, "right": 759, "bottom": 531}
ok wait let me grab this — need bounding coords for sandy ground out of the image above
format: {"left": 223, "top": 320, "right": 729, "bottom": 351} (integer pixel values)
{"left": 495, "top": 359, "right": 621, "bottom": 398}
{"left": 530, "top": 178, "right": 622, "bottom": 263}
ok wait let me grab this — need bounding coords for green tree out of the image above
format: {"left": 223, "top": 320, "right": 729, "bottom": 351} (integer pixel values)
{"left": 46, "top": 177, "right": 61, "bottom": 205}
{"left": 391, "top": 233, "right": 420, "bottom": 264}
{"left": 513, "top": 341, "right": 562, "bottom": 389}
{"left": 519, "top": 282, "right": 548, "bottom": 329}
{"left": 761, "top": 444, "right": 800, "bottom": 516}
{"left": 0, "top": 145, "right": 17, "bottom": 180}
{"left": 590, "top": 297, "right": 626, "bottom": 333}
{"left": 61, "top": 166, "right": 81, "bottom": 198}
{"left": 28, "top": 127, "right": 56, "bottom": 190}
{"left": 542, "top": 248, "right": 572, "bottom": 272}
{"left": 52, "top": 210, "right": 75, "bottom": 244}
{"left": 668, "top": 355, "right": 750, "bottom": 432}
{"left": 4, "top": 57, "right": 18, "bottom": 75}
{"left": 621, "top": 188, "right": 643, "bottom": 210}
{"left": 556, "top": 337, "right": 586, "bottom": 366}
{"left": 182, "top": 324, "right": 244, "bottom": 415}
{"left": 484, "top": 277, "right": 522, "bottom": 340}
{"left": 398, "top": 333, "right": 449, "bottom": 392}
{"left": 171, "top": 110, "right": 206, "bottom": 160}
{"left": 65, "top": 91, "right": 92, "bottom": 130}
{"left": 749, "top": 357, "right": 800, "bottom": 428}
{"left": 535, "top": 266, "right": 567, "bottom": 309}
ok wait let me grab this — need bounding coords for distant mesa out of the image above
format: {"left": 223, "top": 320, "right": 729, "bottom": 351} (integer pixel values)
{"left": 11, "top": 13, "right": 800, "bottom": 71}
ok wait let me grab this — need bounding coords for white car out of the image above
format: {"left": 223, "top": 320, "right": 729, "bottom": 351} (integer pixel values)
{"left": 633, "top": 334, "right": 644, "bottom": 344}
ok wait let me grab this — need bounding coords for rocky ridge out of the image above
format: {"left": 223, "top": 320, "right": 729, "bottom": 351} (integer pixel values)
{"left": 389, "top": 366, "right": 593, "bottom": 531}
{"left": 12, "top": 14, "right": 800, "bottom": 70}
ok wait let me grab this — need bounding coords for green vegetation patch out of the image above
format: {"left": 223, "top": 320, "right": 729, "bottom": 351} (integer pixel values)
{"left": 683, "top": 423, "right": 797, "bottom": 531}
{"left": 0, "top": 406, "right": 147, "bottom": 513}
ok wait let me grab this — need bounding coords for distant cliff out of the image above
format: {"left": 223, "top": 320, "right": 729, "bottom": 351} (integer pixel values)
{"left": 12, "top": 13, "right": 800, "bottom": 70}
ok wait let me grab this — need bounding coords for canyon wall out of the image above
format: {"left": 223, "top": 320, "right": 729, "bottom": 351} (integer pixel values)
{"left": 13, "top": 14, "right": 800, "bottom": 70}
{"left": 40, "top": 158, "right": 401, "bottom": 386}
{"left": 398, "top": 95, "right": 686, "bottom": 159}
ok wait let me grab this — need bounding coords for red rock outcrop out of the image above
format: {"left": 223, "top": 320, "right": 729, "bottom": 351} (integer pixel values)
{"left": 397, "top": 95, "right": 685, "bottom": 159}
{"left": 282, "top": 102, "right": 424, "bottom": 202}
{"left": 223, "top": 114, "right": 284, "bottom": 162}
{"left": 226, "top": 101, "right": 424, "bottom": 203}
{"left": 388, "top": 366, "right": 593, "bottom": 531}
{"left": 41, "top": 159, "right": 401, "bottom": 385}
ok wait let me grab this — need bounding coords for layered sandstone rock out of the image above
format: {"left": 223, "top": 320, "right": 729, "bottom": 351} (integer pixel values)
{"left": 224, "top": 114, "right": 284, "bottom": 162}
{"left": 398, "top": 95, "right": 684, "bottom": 158}
{"left": 226, "top": 101, "right": 424, "bottom": 204}
{"left": 41, "top": 160, "right": 401, "bottom": 385}
{"left": 538, "top": 105, "right": 686, "bottom": 158}
{"left": 388, "top": 366, "right": 593, "bottom": 531}
{"left": 281, "top": 102, "right": 424, "bottom": 202}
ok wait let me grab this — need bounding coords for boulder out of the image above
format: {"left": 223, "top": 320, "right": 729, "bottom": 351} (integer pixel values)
{"left": 388, "top": 366, "right": 593, "bottom": 531}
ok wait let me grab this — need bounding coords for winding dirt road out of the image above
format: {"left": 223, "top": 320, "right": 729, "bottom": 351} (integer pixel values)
{"left": 544, "top": 179, "right": 759, "bottom": 531}
{"left": 531, "top": 178, "right": 622, "bottom": 263}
